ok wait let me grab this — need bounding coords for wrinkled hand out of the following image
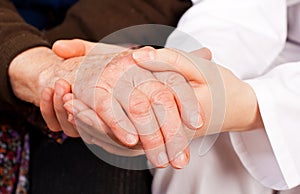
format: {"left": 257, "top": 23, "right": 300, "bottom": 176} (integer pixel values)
{"left": 41, "top": 39, "right": 208, "bottom": 168}
{"left": 9, "top": 46, "right": 85, "bottom": 137}
{"left": 39, "top": 43, "right": 129, "bottom": 138}
{"left": 64, "top": 91, "right": 145, "bottom": 157}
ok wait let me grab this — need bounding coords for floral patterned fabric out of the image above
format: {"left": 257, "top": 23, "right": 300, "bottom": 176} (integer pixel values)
{"left": 0, "top": 108, "right": 67, "bottom": 194}
{"left": 0, "top": 124, "right": 29, "bottom": 194}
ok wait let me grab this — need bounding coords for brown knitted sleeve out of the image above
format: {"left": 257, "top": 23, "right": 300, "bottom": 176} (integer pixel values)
{"left": 45, "top": 0, "right": 192, "bottom": 43}
{"left": 0, "top": 0, "right": 50, "bottom": 108}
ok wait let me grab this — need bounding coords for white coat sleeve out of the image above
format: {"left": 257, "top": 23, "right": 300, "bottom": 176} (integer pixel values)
{"left": 168, "top": 0, "right": 287, "bottom": 79}
{"left": 166, "top": 0, "right": 300, "bottom": 190}
{"left": 231, "top": 62, "right": 300, "bottom": 190}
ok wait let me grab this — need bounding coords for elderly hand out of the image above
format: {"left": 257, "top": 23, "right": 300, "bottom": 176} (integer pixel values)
{"left": 40, "top": 39, "right": 207, "bottom": 168}
{"left": 9, "top": 46, "right": 84, "bottom": 137}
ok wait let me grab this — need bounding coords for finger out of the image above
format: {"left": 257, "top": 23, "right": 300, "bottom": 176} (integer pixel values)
{"left": 40, "top": 87, "right": 61, "bottom": 132}
{"left": 190, "top": 47, "right": 212, "bottom": 60}
{"left": 116, "top": 63, "right": 189, "bottom": 168}
{"left": 137, "top": 80, "right": 190, "bottom": 168}
{"left": 54, "top": 79, "right": 79, "bottom": 137}
{"left": 170, "top": 147, "right": 190, "bottom": 169}
{"left": 52, "top": 39, "right": 127, "bottom": 59}
{"left": 128, "top": 88, "right": 169, "bottom": 167}
{"left": 163, "top": 123, "right": 190, "bottom": 169}
{"left": 74, "top": 114, "right": 107, "bottom": 146}
{"left": 110, "top": 63, "right": 169, "bottom": 167}
{"left": 133, "top": 47, "right": 205, "bottom": 130}
{"left": 62, "top": 93, "right": 75, "bottom": 125}
{"left": 89, "top": 137, "right": 144, "bottom": 157}
{"left": 64, "top": 99, "right": 110, "bottom": 141}
{"left": 132, "top": 46, "right": 212, "bottom": 83}
{"left": 76, "top": 111, "right": 130, "bottom": 149}
{"left": 73, "top": 115, "right": 143, "bottom": 157}
{"left": 52, "top": 39, "right": 95, "bottom": 59}
{"left": 75, "top": 122, "right": 94, "bottom": 144}
{"left": 76, "top": 123, "right": 133, "bottom": 157}
{"left": 154, "top": 71, "right": 203, "bottom": 129}
{"left": 64, "top": 99, "right": 133, "bottom": 150}
{"left": 93, "top": 88, "right": 139, "bottom": 147}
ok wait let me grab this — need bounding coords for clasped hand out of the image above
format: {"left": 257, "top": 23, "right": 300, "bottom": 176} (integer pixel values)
{"left": 40, "top": 40, "right": 211, "bottom": 168}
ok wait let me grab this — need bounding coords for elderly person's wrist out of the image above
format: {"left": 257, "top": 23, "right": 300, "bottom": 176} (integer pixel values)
{"left": 8, "top": 46, "right": 62, "bottom": 106}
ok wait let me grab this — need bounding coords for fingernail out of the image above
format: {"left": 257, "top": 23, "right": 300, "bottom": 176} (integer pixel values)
{"left": 190, "top": 114, "right": 203, "bottom": 129}
{"left": 126, "top": 133, "right": 138, "bottom": 145}
{"left": 172, "top": 152, "right": 188, "bottom": 169}
{"left": 158, "top": 152, "right": 169, "bottom": 167}
{"left": 132, "top": 50, "right": 154, "bottom": 61}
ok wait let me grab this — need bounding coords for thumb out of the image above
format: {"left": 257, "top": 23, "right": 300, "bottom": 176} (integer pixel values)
{"left": 132, "top": 46, "right": 213, "bottom": 82}
{"left": 52, "top": 39, "right": 96, "bottom": 59}
{"left": 190, "top": 48, "right": 212, "bottom": 60}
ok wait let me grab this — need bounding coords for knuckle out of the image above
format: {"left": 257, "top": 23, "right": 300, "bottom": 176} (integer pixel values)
{"left": 165, "top": 130, "right": 186, "bottom": 146}
{"left": 109, "top": 118, "right": 125, "bottom": 130}
{"left": 162, "top": 123, "right": 183, "bottom": 139}
{"left": 164, "top": 130, "right": 180, "bottom": 141}
{"left": 99, "top": 60, "right": 131, "bottom": 92}
{"left": 163, "top": 127, "right": 180, "bottom": 139}
{"left": 142, "top": 132, "right": 164, "bottom": 149}
{"left": 129, "top": 96, "right": 151, "bottom": 116}
{"left": 151, "top": 89, "right": 175, "bottom": 108}
{"left": 102, "top": 53, "right": 134, "bottom": 80}
{"left": 99, "top": 63, "right": 126, "bottom": 91}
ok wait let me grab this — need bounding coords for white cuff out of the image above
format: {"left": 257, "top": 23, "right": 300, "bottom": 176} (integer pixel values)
{"left": 230, "top": 78, "right": 300, "bottom": 190}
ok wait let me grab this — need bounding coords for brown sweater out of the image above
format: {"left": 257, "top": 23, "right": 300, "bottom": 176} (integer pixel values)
{"left": 0, "top": 0, "right": 192, "bottom": 110}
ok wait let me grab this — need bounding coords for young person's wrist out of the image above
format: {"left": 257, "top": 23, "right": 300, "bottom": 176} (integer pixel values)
{"left": 222, "top": 70, "right": 264, "bottom": 132}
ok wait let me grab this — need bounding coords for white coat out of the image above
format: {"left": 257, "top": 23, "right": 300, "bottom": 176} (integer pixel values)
{"left": 152, "top": 0, "right": 300, "bottom": 193}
